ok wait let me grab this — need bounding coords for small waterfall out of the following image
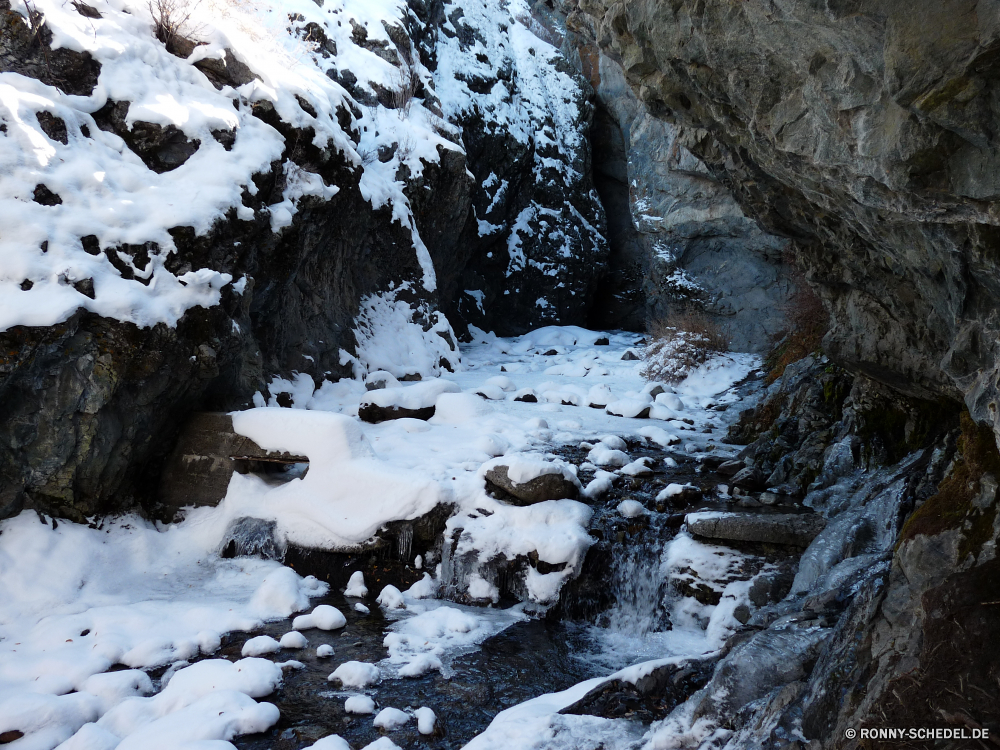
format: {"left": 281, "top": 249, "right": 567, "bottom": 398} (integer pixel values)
{"left": 596, "top": 523, "right": 674, "bottom": 636}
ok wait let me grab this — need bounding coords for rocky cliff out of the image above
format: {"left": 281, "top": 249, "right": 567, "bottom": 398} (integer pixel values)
{"left": 0, "top": 0, "right": 606, "bottom": 521}
{"left": 562, "top": 0, "right": 1000, "bottom": 414}
{"left": 553, "top": 1, "right": 1000, "bottom": 746}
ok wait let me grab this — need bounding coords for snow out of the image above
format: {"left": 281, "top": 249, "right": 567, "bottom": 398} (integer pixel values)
{"left": 414, "top": 706, "right": 436, "bottom": 735}
{"left": 0, "top": 0, "right": 464, "bottom": 335}
{"left": 327, "top": 662, "right": 380, "bottom": 689}
{"left": 359, "top": 379, "right": 461, "bottom": 412}
{"left": 657, "top": 483, "right": 697, "bottom": 501}
{"left": 344, "top": 695, "right": 375, "bottom": 715}
{"left": 372, "top": 707, "right": 410, "bottom": 730}
{"left": 354, "top": 603, "right": 370, "bottom": 614}
{"left": 306, "top": 736, "right": 352, "bottom": 750}
{"left": 292, "top": 605, "right": 346, "bottom": 631}
{"left": 344, "top": 571, "right": 368, "bottom": 598}
{"left": 582, "top": 470, "right": 617, "bottom": 499}
{"left": 361, "top": 739, "right": 401, "bottom": 750}
{"left": 241, "top": 635, "right": 281, "bottom": 657}
{"left": 216, "top": 408, "right": 444, "bottom": 548}
{"left": 617, "top": 499, "right": 646, "bottom": 518}
{"left": 0, "top": 325, "right": 761, "bottom": 749}
{"left": 376, "top": 586, "right": 405, "bottom": 610}
{"left": 432, "top": 391, "right": 493, "bottom": 424}
{"left": 480, "top": 454, "right": 579, "bottom": 485}
{"left": 381, "top": 599, "right": 526, "bottom": 679}
{"left": 279, "top": 631, "right": 308, "bottom": 649}
{"left": 587, "top": 443, "right": 630, "bottom": 467}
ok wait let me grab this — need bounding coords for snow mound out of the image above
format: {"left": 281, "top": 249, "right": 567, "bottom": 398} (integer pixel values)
{"left": 219, "top": 408, "right": 444, "bottom": 549}
{"left": 344, "top": 695, "right": 375, "bottom": 715}
{"left": 414, "top": 706, "right": 437, "bottom": 735}
{"left": 279, "top": 631, "right": 308, "bottom": 649}
{"left": 241, "top": 635, "right": 281, "bottom": 657}
{"left": 377, "top": 585, "right": 406, "bottom": 610}
{"left": 373, "top": 707, "right": 410, "bottom": 730}
{"left": 328, "top": 662, "right": 380, "bottom": 688}
{"left": 292, "top": 605, "right": 346, "bottom": 632}
{"left": 344, "top": 571, "right": 368, "bottom": 598}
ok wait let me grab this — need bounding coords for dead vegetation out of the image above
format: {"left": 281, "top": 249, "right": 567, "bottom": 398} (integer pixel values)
{"left": 147, "top": 0, "right": 202, "bottom": 55}
{"left": 641, "top": 308, "right": 729, "bottom": 384}
{"left": 765, "top": 256, "right": 828, "bottom": 384}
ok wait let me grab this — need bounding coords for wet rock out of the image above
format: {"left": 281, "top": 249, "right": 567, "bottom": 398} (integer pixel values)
{"left": 730, "top": 466, "right": 767, "bottom": 491}
{"left": 357, "top": 403, "right": 435, "bottom": 423}
{"left": 621, "top": 350, "right": 640, "bottom": 361}
{"left": 687, "top": 511, "right": 826, "bottom": 548}
{"left": 560, "top": 656, "right": 717, "bottom": 722}
{"left": 219, "top": 516, "right": 284, "bottom": 560}
{"left": 716, "top": 459, "right": 745, "bottom": 478}
{"left": 484, "top": 464, "right": 580, "bottom": 505}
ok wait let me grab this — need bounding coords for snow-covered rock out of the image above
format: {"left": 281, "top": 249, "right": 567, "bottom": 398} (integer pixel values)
{"left": 328, "top": 662, "right": 380, "bottom": 688}
{"left": 358, "top": 380, "right": 462, "bottom": 423}
{"left": 481, "top": 455, "right": 582, "bottom": 504}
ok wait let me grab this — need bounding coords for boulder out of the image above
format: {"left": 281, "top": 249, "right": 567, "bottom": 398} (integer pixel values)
{"left": 686, "top": 511, "right": 826, "bottom": 547}
{"left": 483, "top": 462, "right": 581, "bottom": 505}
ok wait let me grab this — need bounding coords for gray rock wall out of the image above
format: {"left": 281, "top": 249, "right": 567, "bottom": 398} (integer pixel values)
{"left": 560, "top": 0, "right": 1000, "bottom": 417}
{"left": 545, "top": 1, "right": 796, "bottom": 350}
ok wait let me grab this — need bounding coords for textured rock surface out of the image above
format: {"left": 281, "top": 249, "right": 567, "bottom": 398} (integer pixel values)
{"left": 0, "top": 0, "right": 610, "bottom": 521}
{"left": 561, "top": 0, "right": 1000, "bottom": 422}
{"left": 484, "top": 463, "right": 581, "bottom": 504}
{"left": 531, "top": 1, "right": 795, "bottom": 348}
{"left": 428, "top": 0, "right": 610, "bottom": 337}
{"left": 687, "top": 511, "right": 826, "bottom": 548}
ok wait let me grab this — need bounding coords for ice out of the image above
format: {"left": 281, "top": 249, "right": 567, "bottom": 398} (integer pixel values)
{"left": 344, "top": 695, "right": 375, "bottom": 715}
{"left": 279, "top": 631, "right": 308, "bottom": 649}
{"left": 373, "top": 707, "right": 410, "bottom": 730}
{"left": 344, "top": 572, "right": 368, "bottom": 598}
{"left": 292, "top": 605, "right": 347, "bottom": 631}
{"left": 327, "top": 662, "right": 380, "bottom": 689}
{"left": 414, "top": 706, "right": 436, "bottom": 735}
{"left": 241, "top": 635, "right": 281, "bottom": 657}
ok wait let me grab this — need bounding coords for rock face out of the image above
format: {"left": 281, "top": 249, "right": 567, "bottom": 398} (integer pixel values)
{"left": 427, "top": 0, "right": 610, "bottom": 337}
{"left": 561, "top": 0, "right": 1000, "bottom": 427}
{"left": 530, "top": 1, "right": 795, "bottom": 348}
{"left": 0, "top": 0, "right": 608, "bottom": 521}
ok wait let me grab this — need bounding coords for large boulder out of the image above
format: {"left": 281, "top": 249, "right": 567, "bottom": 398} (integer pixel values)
{"left": 482, "top": 457, "right": 582, "bottom": 505}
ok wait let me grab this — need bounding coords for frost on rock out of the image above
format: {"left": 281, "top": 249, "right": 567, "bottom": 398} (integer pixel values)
{"left": 352, "top": 287, "right": 462, "bottom": 380}
{"left": 0, "top": 0, "right": 464, "bottom": 334}
{"left": 432, "top": 0, "right": 609, "bottom": 334}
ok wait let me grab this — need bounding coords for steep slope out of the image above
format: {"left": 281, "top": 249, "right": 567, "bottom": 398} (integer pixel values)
{"left": 0, "top": 0, "right": 606, "bottom": 520}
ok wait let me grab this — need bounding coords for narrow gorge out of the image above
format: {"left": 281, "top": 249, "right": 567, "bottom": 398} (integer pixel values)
{"left": 0, "top": 1, "right": 997, "bottom": 750}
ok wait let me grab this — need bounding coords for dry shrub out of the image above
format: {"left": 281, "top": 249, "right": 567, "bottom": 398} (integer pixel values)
{"left": 148, "top": 0, "right": 202, "bottom": 55}
{"left": 641, "top": 309, "right": 729, "bottom": 384}
{"left": 765, "top": 258, "right": 828, "bottom": 384}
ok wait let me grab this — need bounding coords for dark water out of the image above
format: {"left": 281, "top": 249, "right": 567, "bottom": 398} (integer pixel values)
{"left": 231, "top": 592, "right": 601, "bottom": 750}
